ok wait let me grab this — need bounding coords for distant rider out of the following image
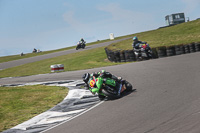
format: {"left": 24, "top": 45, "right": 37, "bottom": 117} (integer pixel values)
{"left": 132, "top": 36, "right": 147, "bottom": 49}
{"left": 82, "top": 70, "right": 121, "bottom": 100}
{"left": 132, "top": 36, "right": 151, "bottom": 58}
{"left": 33, "top": 48, "right": 37, "bottom": 53}
{"left": 80, "top": 38, "right": 85, "bottom": 45}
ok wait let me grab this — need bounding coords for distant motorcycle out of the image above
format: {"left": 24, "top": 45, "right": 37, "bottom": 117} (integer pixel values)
{"left": 76, "top": 41, "right": 86, "bottom": 50}
{"left": 134, "top": 43, "right": 152, "bottom": 60}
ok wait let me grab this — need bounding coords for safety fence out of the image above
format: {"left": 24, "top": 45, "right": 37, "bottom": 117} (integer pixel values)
{"left": 105, "top": 42, "right": 200, "bottom": 62}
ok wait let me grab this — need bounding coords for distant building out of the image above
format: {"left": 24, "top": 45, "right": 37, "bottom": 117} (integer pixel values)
{"left": 165, "top": 13, "right": 185, "bottom": 26}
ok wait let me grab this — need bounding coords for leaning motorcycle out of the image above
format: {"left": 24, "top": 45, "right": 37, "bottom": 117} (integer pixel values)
{"left": 134, "top": 43, "right": 152, "bottom": 61}
{"left": 90, "top": 76, "right": 133, "bottom": 99}
{"left": 76, "top": 41, "right": 86, "bottom": 50}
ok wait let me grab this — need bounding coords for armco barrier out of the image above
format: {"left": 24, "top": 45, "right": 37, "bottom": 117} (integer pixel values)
{"left": 104, "top": 42, "right": 200, "bottom": 63}
{"left": 189, "top": 43, "right": 196, "bottom": 53}
{"left": 124, "top": 50, "right": 135, "bottom": 62}
{"left": 124, "top": 50, "right": 131, "bottom": 62}
{"left": 157, "top": 46, "right": 167, "bottom": 58}
{"left": 128, "top": 50, "right": 136, "bottom": 61}
{"left": 184, "top": 44, "right": 190, "bottom": 53}
{"left": 195, "top": 42, "right": 200, "bottom": 51}
{"left": 114, "top": 51, "right": 121, "bottom": 62}
{"left": 151, "top": 48, "right": 158, "bottom": 59}
{"left": 104, "top": 48, "right": 110, "bottom": 61}
{"left": 175, "top": 45, "right": 184, "bottom": 55}
{"left": 120, "top": 50, "right": 126, "bottom": 62}
{"left": 104, "top": 48, "right": 114, "bottom": 62}
{"left": 166, "top": 46, "right": 176, "bottom": 56}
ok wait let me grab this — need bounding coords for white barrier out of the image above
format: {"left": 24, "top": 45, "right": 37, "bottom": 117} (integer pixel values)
{"left": 50, "top": 65, "right": 58, "bottom": 72}
{"left": 50, "top": 64, "right": 64, "bottom": 72}
{"left": 109, "top": 33, "right": 114, "bottom": 40}
{"left": 57, "top": 64, "right": 64, "bottom": 71}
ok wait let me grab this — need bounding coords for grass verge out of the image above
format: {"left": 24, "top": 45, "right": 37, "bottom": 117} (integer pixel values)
{"left": 0, "top": 35, "right": 131, "bottom": 63}
{"left": 0, "top": 85, "right": 68, "bottom": 132}
{"left": 0, "top": 46, "right": 121, "bottom": 78}
{"left": 0, "top": 46, "right": 75, "bottom": 63}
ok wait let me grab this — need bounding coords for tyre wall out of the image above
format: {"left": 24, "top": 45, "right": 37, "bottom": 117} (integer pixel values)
{"left": 105, "top": 42, "right": 200, "bottom": 62}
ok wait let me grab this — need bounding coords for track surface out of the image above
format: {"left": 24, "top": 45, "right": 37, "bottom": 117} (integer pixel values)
{"left": 1, "top": 51, "right": 200, "bottom": 133}
{"left": 0, "top": 37, "right": 131, "bottom": 70}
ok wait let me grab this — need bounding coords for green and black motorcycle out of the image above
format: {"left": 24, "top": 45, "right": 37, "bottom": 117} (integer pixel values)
{"left": 88, "top": 76, "right": 133, "bottom": 99}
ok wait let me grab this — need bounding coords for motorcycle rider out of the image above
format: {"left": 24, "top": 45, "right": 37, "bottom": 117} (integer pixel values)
{"left": 80, "top": 38, "right": 85, "bottom": 43}
{"left": 80, "top": 38, "right": 85, "bottom": 46}
{"left": 132, "top": 36, "right": 147, "bottom": 49}
{"left": 76, "top": 38, "right": 86, "bottom": 50}
{"left": 82, "top": 70, "right": 121, "bottom": 100}
{"left": 132, "top": 36, "right": 151, "bottom": 58}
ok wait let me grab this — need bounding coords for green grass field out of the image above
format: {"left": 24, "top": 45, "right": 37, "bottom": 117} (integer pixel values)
{"left": 0, "top": 46, "right": 121, "bottom": 78}
{"left": 0, "top": 85, "right": 68, "bottom": 132}
{"left": 0, "top": 36, "right": 129, "bottom": 64}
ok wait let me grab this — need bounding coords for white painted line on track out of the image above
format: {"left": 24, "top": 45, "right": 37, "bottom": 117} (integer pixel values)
{"left": 40, "top": 101, "right": 104, "bottom": 133}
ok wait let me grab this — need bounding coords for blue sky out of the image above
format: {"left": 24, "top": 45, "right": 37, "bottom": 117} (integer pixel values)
{"left": 0, "top": 0, "right": 200, "bottom": 57}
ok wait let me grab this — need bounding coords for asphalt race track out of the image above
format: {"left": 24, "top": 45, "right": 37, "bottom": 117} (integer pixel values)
{"left": 1, "top": 49, "right": 200, "bottom": 132}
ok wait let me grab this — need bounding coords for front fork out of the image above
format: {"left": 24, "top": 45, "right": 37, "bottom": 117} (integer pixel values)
{"left": 118, "top": 84, "right": 122, "bottom": 95}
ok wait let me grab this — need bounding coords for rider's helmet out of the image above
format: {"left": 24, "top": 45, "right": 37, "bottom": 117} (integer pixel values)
{"left": 82, "top": 73, "right": 90, "bottom": 83}
{"left": 133, "top": 36, "right": 138, "bottom": 41}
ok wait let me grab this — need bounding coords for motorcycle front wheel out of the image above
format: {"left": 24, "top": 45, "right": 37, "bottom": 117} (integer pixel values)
{"left": 98, "top": 94, "right": 106, "bottom": 101}
{"left": 124, "top": 81, "right": 132, "bottom": 92}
